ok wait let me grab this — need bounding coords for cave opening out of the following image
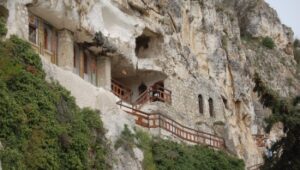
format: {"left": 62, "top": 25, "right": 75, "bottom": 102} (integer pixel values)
{"left": 135, "top": 28, "right": 162, "bottom": 58}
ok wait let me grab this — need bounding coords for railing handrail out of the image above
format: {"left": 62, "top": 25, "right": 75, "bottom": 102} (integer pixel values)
{"left": 111, "top": 80, "right": 132, "bottom": 102}
{"left": 134, "top": 89, "right": 150, "bottom": 105}
{"left": 111, "top": 84, "right": 131, "bottom": 94}
{"left": 150, "top": 84, "right": 172, "bottom": 94}
{"left": 117, "top": 100, "right": 225, "bottom": 144}
{"left": 133, "top": 85, "right": 172, "bottom": 106}
{"left": 111, "top": 79, "right": 131, "bottom": 92}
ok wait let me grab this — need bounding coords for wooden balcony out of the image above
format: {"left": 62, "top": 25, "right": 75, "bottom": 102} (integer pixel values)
{"left": 134, "top": 84, "right": 172, "bottom": 109}
{"left": 111, "top": 79, "right": 132, "bottom": 102}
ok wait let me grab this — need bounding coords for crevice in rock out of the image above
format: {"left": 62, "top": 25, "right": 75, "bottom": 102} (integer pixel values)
{"left": 222, "top": 36, "right": 237, "bottom": 102}
{"left": 139, "top": 0, "right": 160, "bottom": 15}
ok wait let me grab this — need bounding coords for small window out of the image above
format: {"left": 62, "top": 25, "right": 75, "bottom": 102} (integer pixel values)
{"left": 73, "top": 44, "right": 81, "bottom": 69}
{"left": 28, "top": 13, "right": 38, "bottom": 44}
{"left": 44, "top": 24, "right": 52, "bottom": 51}
{"left": 83, "top": 54, "right": 88, "bottom": 74}
{"left": 73, "top": 45, "right": 76, "bottom": 68}
{"left": 208, "top": 98, "right": 214, "bottom": 117}
{"left": 222, "top": 96, "right": 228, "bottom": 109}
{"left": 44, "top": 27, "right": 48, "bottom": 50}
{"left": 29, "top": 25, "right": 37, "bottom": 44}
{"left": 198, "top": 95, "right": 204, "bottom": 114}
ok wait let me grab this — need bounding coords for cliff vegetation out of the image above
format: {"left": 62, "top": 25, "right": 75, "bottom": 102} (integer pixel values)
{"left": 0, "top": 19, "right": 111, "bottom": 169}
{"left": 115, "top": 126, "right": 245, "bottom": 170}
{"left": 254, "top": 73, "right": 300, "bottom": 170}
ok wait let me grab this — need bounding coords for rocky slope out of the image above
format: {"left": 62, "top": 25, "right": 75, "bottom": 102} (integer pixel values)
{"left": 2, "top": 0, "right": 299, "bottom": 169}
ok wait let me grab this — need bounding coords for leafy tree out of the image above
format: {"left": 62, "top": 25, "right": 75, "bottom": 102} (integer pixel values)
{"left": 293, "top": 39, "right": 300, "bottom": 65}
{"left": 254, "top": 73, "right": 300, "bottom": 170}
{"left": 294, "top": 39, "right": 300, "bottom": 48}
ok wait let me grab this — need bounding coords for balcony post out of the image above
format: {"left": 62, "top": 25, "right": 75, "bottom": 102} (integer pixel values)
{"left": 96, "top": 56, "right": 111, "bottom": 90}
{"left": 57, "top": 29, "right": 74, "bottom": 71}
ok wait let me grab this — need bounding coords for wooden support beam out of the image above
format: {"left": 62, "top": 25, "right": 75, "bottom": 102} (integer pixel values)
{"left": 79, "top": 46, "right": 84, "bottom": 78}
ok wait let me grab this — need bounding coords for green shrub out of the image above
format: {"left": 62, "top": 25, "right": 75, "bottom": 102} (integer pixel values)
{"left": 0, "top": 17, "right": 7, "bottom": 37}
{"left": 136, "top": 130, "right": 156, "bottom": 170}
{"left": 115, "top": 124, "right": 135, "bottom": 154}
{"left": 115, "top": 127, "right": 244, "bottom": 170}
{"left": 150, "top": 139, "right": 244, "bottom": 170}
{"left": 293, "top": 39, "right": 300, "bottom": 65}
{"left": 294, "top": 39, "right": 300, "bottom": 48}
{"left": 0, "top": 24, "right": 111, "bottom": 169}
{"left": 262, "top": 37, "right": 275, "bottom": 49}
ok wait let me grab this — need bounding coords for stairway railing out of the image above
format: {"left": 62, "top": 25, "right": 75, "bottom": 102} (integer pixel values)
{"left": 117, "top": 100, "right": 225, "bottom": 149}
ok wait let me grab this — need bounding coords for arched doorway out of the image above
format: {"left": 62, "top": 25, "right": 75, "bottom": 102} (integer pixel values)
{"left": 152, "top": 81, "right": 164, "bottom": 102}
{"left": 138, "top": 83, "right": 147, "bottom": 95}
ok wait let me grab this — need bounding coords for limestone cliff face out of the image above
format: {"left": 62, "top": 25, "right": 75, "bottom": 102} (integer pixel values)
{"left": 2, "top": 0, "right": 300, "bottom": 169}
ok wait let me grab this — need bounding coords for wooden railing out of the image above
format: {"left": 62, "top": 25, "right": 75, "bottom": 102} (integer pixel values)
{"left": 134, "top": 85, "right": 172, "bottom": 109}
{"left": 253, "top": 134, "right": 266, "bottom": 147}
{"left": 117, "top": 100, "right": 225, "bottom": 149}
{"left": 111, "top": 79, "right": 132, "bottom": 102}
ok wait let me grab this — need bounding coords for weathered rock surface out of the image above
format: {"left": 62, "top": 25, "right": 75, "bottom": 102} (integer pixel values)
{"left": 42, "top": 58, "right": 137, "bottom": 169}
{"left": 2, "top": 0, "right": 300, "bottom": 168}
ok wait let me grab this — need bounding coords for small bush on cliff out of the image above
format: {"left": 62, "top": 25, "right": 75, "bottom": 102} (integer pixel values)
{"left": 262, "top": 37, "right": 275, "bottom": 49}
{"left": 294, "top": 39, "right": 300, "bottom": 47}
{"left": 0, "top": 24, "right": 111, "bottom": 169}
{"left": 293, "top": 39, "right": 300, "bottom": 64}
{"left": 115, "top": 124, "right": 135, "bottom": 154}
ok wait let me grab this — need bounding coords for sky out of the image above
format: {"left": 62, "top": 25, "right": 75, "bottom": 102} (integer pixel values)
{"left": 265, "top": 0, "right": 300, "bottom": 38}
